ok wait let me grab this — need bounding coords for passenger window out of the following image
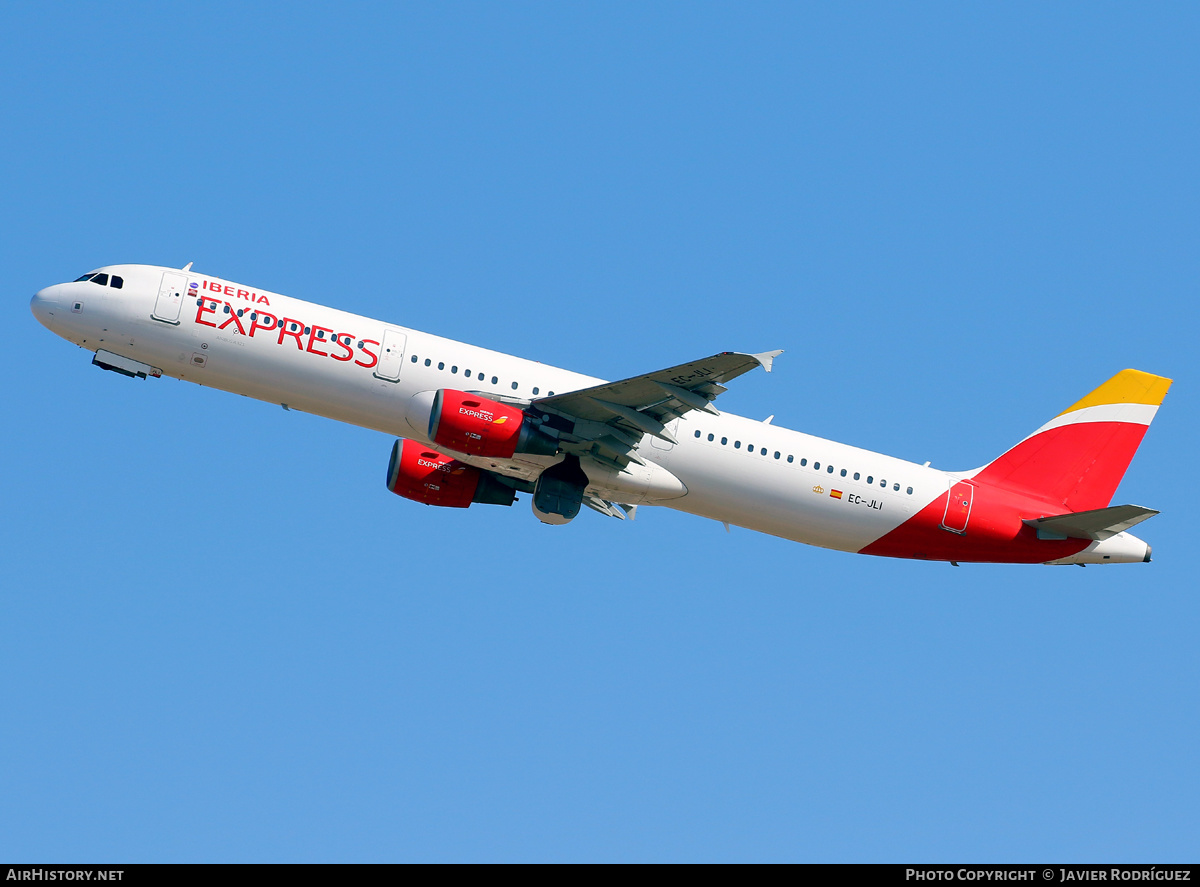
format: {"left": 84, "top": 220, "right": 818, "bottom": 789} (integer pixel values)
{"left": 511, "top": 382, "right": 518, "bottom": 390}
{"left": 532, "top": 387, "right": 540, "bottom": 395}
{"left": 762, "top": 448, "right": 768, "bottom": 456}
{"left": 223, "top": 305, "right": 230, "bottom": 314}
{"left": 787, "top": 455, "right": 793, "bottom": 463}
{"left": 721, "top": 437, "right": 728, "bottom": 445}
{"left": 893, "top": 483, "right": 900, "bottom": 491}
{"left": 708, "top": 434, "right": 715, "bottom": 442}
{"left": 774, "top": 451, "right": 780, "bottom": 459}
{"left": 237, "top": 309, "right": 244, "bottom": 317}
{"left": 840, "top": 469, "right": 847, "bottom": 477}
{"left": 854, "top": 472, "right": 860, "bottom": 480}
{"left": 304, "top": 327, "right": 310, "bottom": 335}
{"left": 827, "top": 465, "right": 834, "bottom": 474}
{"left": 813, "top": 462, "right": 820, "bottom": 470}
{"left": 451, "top": 366, "right": 458, "bottom": 373}
{"left": 734, "top": 441, "right": 741, "bottom": 449}
{"left": 548, "top": 391, "right": 555, "bottom": 396}
{"left": 91, "top": 273, "right": 108, "bottom": 286}
{"left": 422, "top": 358, "right": 429, "bottom": 365}
{"left": 492, "top": 376, "right": 498, "bottom": 385}
{"left": 110, "top": 276, "right": 123, "bottom": 289}
{"left": 694, "top": 430, "right": 701, "bottom": 438}
{"left": 880, "top": 479, "right": 887, "bottom": 487}
{"left": 465, "top": 369, "right": 471, "bottom": 377}
{"left": 801, "top": 458, "right": 807, "bottom": 466}
{"left": 438, "top": 362, "right": 445, "bottom": 370}
{"left": 907, "top": 487, "right": 913, "bottom": 495}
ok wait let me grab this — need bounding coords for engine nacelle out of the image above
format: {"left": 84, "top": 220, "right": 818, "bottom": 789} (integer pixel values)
{"left": 386, "top": 438, "right": 516, "bottom": 508}
{"left": 427, "top": 389, "right": 558, "bottom": 459}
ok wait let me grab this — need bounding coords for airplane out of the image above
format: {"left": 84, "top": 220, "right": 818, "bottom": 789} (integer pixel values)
{"left": 30, "top": 263, "right": 1172, "bottom": 565}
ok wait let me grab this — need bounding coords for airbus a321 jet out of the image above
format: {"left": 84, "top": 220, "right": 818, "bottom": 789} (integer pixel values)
{"left": 31, "top": 264, "right": 1172, "bottom": 565}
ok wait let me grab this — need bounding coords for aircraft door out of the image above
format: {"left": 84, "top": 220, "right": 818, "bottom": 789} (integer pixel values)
{"left": 152, "top": 271, "right": 188, "bottom": 324}
{"left": 940, "top": 479, "right": 974, "bottom": 534}
{"left": 650, "top": 419, "right": 679, "bottom": 451}
{"left": 374, "top": 328, "right": 408, "bottom": 382}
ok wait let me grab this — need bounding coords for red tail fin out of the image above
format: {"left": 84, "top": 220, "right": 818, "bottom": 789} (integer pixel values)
{"left": 972, "top": 370, "right": 1171, "bottom": 511}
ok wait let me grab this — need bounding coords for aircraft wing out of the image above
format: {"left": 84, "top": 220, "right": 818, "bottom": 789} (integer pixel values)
{"left": 532, "top": 350, "right": 782, "bottom": 467}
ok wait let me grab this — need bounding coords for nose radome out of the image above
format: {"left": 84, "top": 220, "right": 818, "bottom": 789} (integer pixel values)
{"left": 31, "top": 285, "right": 66, "bottom": 329}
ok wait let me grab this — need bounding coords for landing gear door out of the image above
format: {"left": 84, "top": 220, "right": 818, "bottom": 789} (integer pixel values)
{"left": 152, "top": 271, "right": 188, "bottom": 324}
{"left": 940, "top": 479, "right": 974, "bottom": 534}
{"left": 374, "top": 328, "right": 407, "bottom": 382}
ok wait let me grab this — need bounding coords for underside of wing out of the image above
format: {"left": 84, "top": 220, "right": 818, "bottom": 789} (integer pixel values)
{"left": 530, "top": 350, "right": 781, "bottom": 467}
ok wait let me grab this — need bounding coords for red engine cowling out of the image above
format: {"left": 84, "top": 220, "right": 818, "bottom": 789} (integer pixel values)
{"left": 428, "top": 389, "right": 557, "bottom": 458}
{"left": 386, "top": 438, "right": 515, "bottom": 508}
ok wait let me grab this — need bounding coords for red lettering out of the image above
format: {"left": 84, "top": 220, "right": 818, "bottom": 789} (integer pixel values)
{"left": 278, "top": 317, "right": 306, "bottom": 350}
{"left": 218, "top": 308, "right": 246, "bottom": 335}
{"left": 223, "top": 285, "right": 235, "bottom": 296}
{"left": 329, "top": 331, "right": 354, "bottom": 362}
{"left": 249, "top": 311, "right": 277, "bottom": 338}
{"left": 355, "top": 338, "right": 380, "bottom": 369}
{"left": 237, "top": 289, "right": 249, "bottom": 299}
{"left": 306, "top": 325, "right": 333, "bottom": 357}
{"left": 258, "top": 295, "right": 270, "bottom": 306}
{"left": 195, "top": 298, "right": 219, "bottom": 328}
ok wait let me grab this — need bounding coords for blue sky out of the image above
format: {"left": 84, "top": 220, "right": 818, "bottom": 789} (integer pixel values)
{"left": 2, "top": 2, "right": 1197, "bottom": 862}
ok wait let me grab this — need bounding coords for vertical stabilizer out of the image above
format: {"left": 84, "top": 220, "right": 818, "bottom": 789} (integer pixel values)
{"left": 972, "top": 370, "right": 1171, "bottom": 511}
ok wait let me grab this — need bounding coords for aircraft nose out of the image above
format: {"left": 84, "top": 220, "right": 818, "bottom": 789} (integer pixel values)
{"left": 31, "top": 284, "right": 67, "bottom": 330}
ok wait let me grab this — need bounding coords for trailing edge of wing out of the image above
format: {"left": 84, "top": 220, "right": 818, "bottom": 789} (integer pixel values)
{"left": 1022, "top": 504, "right": 1159, "bottom": 541}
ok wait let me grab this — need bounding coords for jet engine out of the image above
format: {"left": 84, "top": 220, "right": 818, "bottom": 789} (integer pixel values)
{"left": 386, "top": 438, "right": 516, "bottom": 508}
{"left": 426, "top": 389, "right": 558, "bottom": 458}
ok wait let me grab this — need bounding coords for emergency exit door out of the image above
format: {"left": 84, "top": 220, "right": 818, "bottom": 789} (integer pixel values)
{"left": 374, "top": 329, "right": 408, "bottom": 382}
{"left": 940, "top": 480, "right": 974, "bottom": 534}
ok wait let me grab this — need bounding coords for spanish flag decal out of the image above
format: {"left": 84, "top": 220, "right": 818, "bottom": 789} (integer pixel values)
{"left": 830, "top": 490, "right": 843, "bottom": 499}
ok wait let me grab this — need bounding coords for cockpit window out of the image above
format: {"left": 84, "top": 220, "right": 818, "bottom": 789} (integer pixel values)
{"left": 74, "top": 273, "right": 96, "bottom": 282}
{"left": 110, "top": 275, "right": 123, "bottom": 289}
{"left": 91, "top": 273, "right": 109, "bottom": 286}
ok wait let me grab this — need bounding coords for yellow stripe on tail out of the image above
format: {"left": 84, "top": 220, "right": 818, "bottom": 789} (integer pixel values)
{"left": 1057, "top": 369, "right": 1173, "bottom": 417}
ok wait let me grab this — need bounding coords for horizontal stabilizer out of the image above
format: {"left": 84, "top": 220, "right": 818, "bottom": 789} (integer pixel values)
{"left": 1023, "top": 504, "right": 1159, "bottom": 541}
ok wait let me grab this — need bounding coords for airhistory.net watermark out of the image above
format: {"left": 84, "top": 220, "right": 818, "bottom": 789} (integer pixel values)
{"left": 6, "top": 871, "right": 123, "bottom": 881}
